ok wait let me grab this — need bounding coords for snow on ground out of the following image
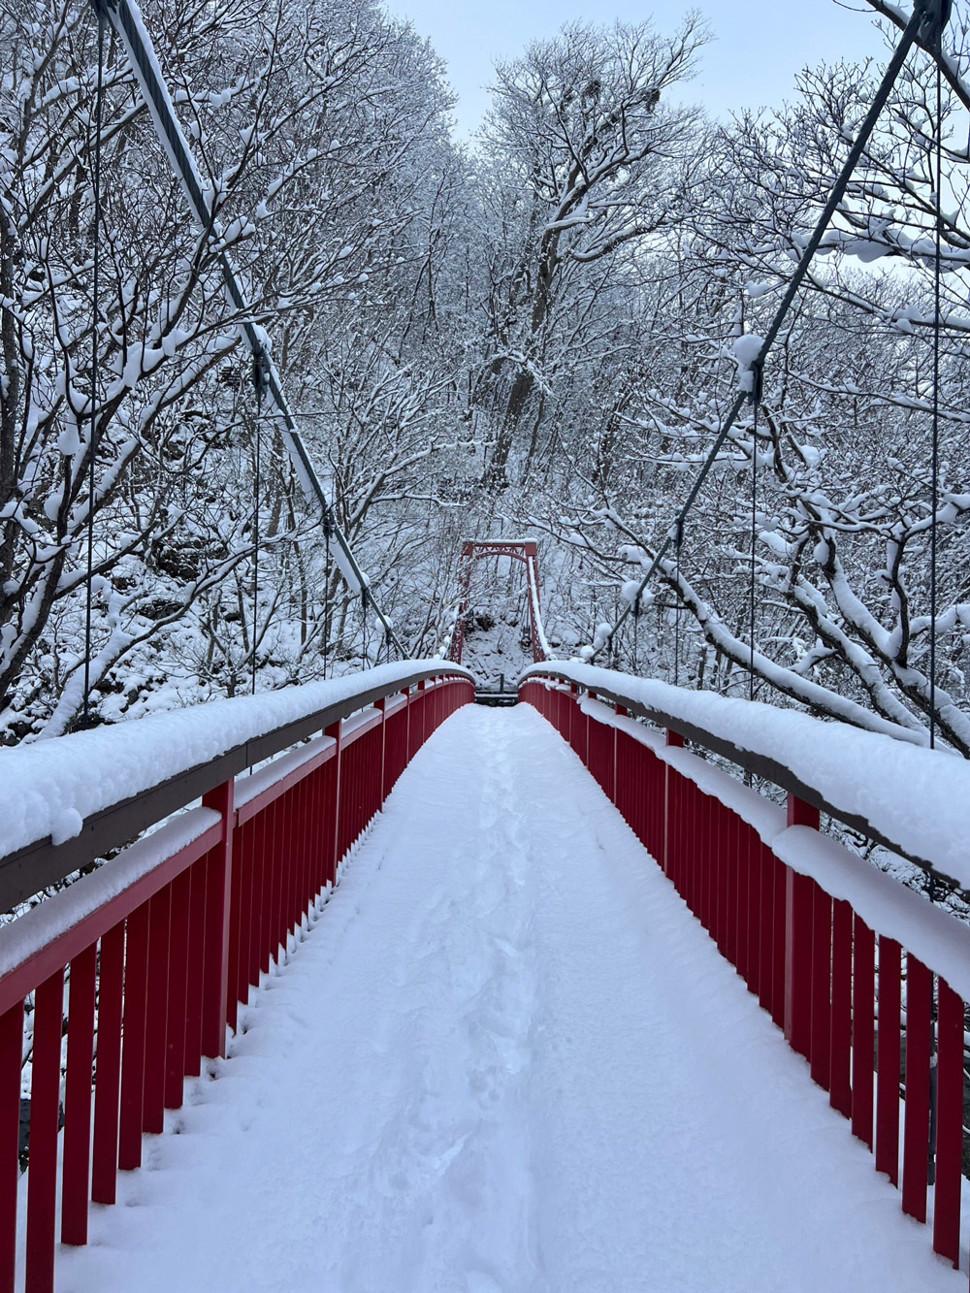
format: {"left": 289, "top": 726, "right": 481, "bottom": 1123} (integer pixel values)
{"left": 58, "top": 705, "right": 961, "bottom": 1292}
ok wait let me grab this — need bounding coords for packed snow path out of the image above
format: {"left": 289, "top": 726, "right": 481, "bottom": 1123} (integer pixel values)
{"left": 61, "top": 706, "right": 960, "bottom": 1292}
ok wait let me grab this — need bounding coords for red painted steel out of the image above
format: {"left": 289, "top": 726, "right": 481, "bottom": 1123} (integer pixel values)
{"left": 521, "top": 674, "right": 967, "bottom": 1281}
{"left": 934, "top": 978, "right": 963, "bottom": 1265}
{"left": 0, "top": 1003, "right": 23, "bottom": 1293}
{"left": 901, "top": 955, "right": 932, "bottom": 1222}
{"left": 0, "top": 668, "right": 472, "bottom": 1291}
{"left": 449, "top": 540, "right": 546, "bottom": 665}
{"left": 828, "top": 900, "right": 852, "bottom": 1119}
{"left": 91, "top": 922, "right": 124, "bottom": 1204}
{"left": 810, "top": 882, "right": 833, "bottom": 1090}
{"left": 850, "top": 917, "right": 875, "bottom": 1150}
{"left": 25, "top": 970, "right": 63, "bottom": 1293}
{"left": 62, "top": 944, "right": 96, "bottom": 1245}
{"left": 875, "top": 937, "right": 902, "bottom": 1186}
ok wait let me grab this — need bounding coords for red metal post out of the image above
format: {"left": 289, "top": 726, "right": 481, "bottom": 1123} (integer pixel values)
{"left": 783, "top": 795, "right": 818, "bottom": 1058}
{"left": 61, "top": 944, "right": 97, "bottom": 1245}
{"left": 201, "top": 779, "right": 235, "bottom": 1059}
{"left": 327, "top": 720, "right": 343, "bottom": 885}
{"left": 758, "top": 845, "right": 774, "bottom": 1011}
{"left": 0, "top": 1001, "right": 24, "bottom": 1293}
{"left": 165, "top": 867, "right": 192, "bottom": 1109}
{"left": 25, "top": 968, "right": 64, "bottom": 1293}
{"left": 875, "top": 936, "right": 901, "bottom": 1185}
{"left": 663, "top": 730, "right": 684, "bottom": 877}
{"left": 119, "top": 901, "right": 149, "bottom": 1170}
{"left": 809, "top": 882, "right": 832, "bottom": 1090}
{"left": 142, "top": 886, "right": 171, "bottom": 1133}
{"left": 901, "top": 955, "right": 932, "bottom": 1222}
{"left": 851, "top": 917, "right": 875, "bottom": 1150}
{"left": 184, "top": 857, "right": 208, "bottom": 1076}
{"left": 933, "top": 978, "right": 963, "bottom": 1266}
{"left": 828, "top": 899, "right": 852, "bottom": 1118}
{"left": 91, "top": 921, "right": 124, "bottom": 1203}
{"left": 771, "top": 862, "right": 787, "bottom": 1028}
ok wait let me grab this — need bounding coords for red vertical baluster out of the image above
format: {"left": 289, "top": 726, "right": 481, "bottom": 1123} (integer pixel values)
{"left": 165, "top": 867, "right": 192, "bottom": 1109}
{"left": 901, "top": 955, "right": 932, "bottom": 1222}
{"left": 274, "top": 791, "right": 289, "bottom": 959}
{"left": 91, "top": 921, "right": 124, "bottom": 1203}
{"left": 61, "top": 944, "right": 97, "bottom": 1245}
{"left": 663, "top": 730, "right": 683, "bottom": 878}
{"left": 758, "top": 845, "right": 774, "bottom": 1011}
{"left": 284, "top": 785, "right": 296, "bottom": 944}
{"left": 746, "top": 825, "right": 761, "bottom": 993}
{"left": 237, "top": 821, "right": 255, "bottom": 1006}
{"left": 851, "top": 916, "right": 875, "bottom": 1149}
{"left": 25, "top": 968, "right": 64, "bottom": 1293}
{"left": 736, "top": 817, "right": 749, "bottom": 982}
{"left": 828, "top": 899, "right": 852, "bottom": 1118}
{"left": 784, "top": 795, "right": 818, "bottom": 1059}
{"left": 119, "top": 901, "right": 149, "bottom": 1170}
{"left": 933, "top": 978, "right": 963, "bottom": 1266}
{"left": 184, "top": 856, "right": 207, "bottom": 1077}
{"left": 260, "top": 803, "right": 276, "bottom": 976}
{"left": 810, "top": 883, "right": 833, "bottom": 1090}
{"left": 714, "top": 811, "right": 726, "bottom": 955}
{"left": 142, "top": 886, "right": 171, "bottom": 1134}
{"left": 202, "top": 779, "right": 235, "bottom": 1059}
{"left": 875, "top": 936, "right": 901, "bottom": 1185}
{"left": 226, "top": 814, "right": 246, "bottom": 1034}
{"left": 770, "top": 858, "right": 786, "bottom": 1029}
{"left": 328, "top": 719, "right": 343, "bottom": 885}
{"left": 0, "top": 1001, "right": 24, "bottom": 1293}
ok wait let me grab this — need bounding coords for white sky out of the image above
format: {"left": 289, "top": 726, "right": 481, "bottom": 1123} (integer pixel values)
{"left": 381, "top": 0, "right": 894, "bottom": 137}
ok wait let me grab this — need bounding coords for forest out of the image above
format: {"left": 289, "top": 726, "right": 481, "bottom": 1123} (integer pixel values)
{"left": 2, "top": 0, "right": 968, "bottom": 754}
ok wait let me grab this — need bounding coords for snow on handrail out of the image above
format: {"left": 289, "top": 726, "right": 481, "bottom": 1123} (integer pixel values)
{"left": 0, "top": 660, "right": 474, "bottom": 901}
{"left": 521, "top": 660, "right": 970, "bottom": 893}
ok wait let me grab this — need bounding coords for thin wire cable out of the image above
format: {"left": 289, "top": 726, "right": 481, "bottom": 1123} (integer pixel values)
{"left": 749, "top": 402, "right": 759, "bottom": 702}
{"left": 673, "top": 520, "right": 683, "bottom": 687}
{"left": 250, "top": 363, "right": 263, "bottom": 696}
{"left": 82, "top": 14, "right": 106, "bottom": 724}
{"left": 929, "top": 48, "right": 944, "bottom": 748}
{"left": 323, "top": 519, "right": 332, "bottom": 680}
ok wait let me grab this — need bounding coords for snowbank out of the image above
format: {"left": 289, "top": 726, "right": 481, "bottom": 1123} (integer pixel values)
{"left": 0, "top": 661, "right": 473, "bottom": 858}
{"left": 522, "top": 661, "right": 970, "bottom": 888}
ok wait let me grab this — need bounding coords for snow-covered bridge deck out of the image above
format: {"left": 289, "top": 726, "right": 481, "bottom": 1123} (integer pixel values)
{"left": 56, "top": 706, "right": 960, "bottom": 1292}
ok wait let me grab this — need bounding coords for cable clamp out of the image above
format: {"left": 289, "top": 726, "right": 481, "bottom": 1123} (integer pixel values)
{"left": 917, "top": 0, "right": 952, "bottom": 44}
{"left": 747, "top": 359, "right": 764, "bottom": 407}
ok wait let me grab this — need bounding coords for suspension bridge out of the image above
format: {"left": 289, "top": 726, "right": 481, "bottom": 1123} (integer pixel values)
{"left": 1, "top": 0, "right": 968, "bottom": 1288}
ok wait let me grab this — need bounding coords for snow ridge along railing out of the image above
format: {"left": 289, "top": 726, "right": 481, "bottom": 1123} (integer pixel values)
{"left": 520, "top": 663, "right": 968, "bottom": 1275}
{"left": 0, "top": 664, "right": 474, "bottom": 1293}
{"left": 0, "top": 661, "right": 473, "bottom": 912}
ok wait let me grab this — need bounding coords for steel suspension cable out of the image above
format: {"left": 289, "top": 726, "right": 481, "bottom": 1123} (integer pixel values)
{"left": 90, "top": 0, "right": 401, "bottom": 656}
{"left": 323, "top": 517, "right": 332, "bottom": 680}
{"left": 929, "top": 43, "right": 944, "bottom": 747}
{"left": 673, "top": 519, "right": 683, "bottom": 687}
{"left": 748, "top": 396, "right": 760, "bottom": 702}
{"left": 250, "top": 354, "right": 265, "bottom": 696}
{"left": 81, "top": 12, "right": 106, "bottom": 724}
{"left": 592, "top": 0, "right": 940, "bottom": 664}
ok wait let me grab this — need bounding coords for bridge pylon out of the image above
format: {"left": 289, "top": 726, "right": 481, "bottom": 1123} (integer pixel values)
{"left": 448, "top": 540, "right": 547, "bottom": 666}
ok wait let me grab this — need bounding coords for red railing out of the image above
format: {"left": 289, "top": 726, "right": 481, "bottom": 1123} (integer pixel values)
{"left": 0, "top": 667, "right": 473, "bottom": 1293}
{"left": 522, "top": 670, "right": 968, "bottom": 1279}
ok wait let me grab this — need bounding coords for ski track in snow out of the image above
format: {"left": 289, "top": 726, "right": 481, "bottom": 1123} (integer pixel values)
{"left": 58, "top": 706, "right": 962, "bottom": 1292}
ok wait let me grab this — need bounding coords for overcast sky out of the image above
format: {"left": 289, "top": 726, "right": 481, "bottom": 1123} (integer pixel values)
{"left": 381, "top": 0, "right": 893, "bottom": 137}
